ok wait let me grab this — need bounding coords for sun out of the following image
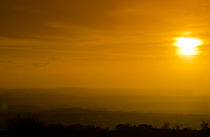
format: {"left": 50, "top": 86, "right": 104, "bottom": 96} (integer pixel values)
{"left": 174, "top": 37, "right": 203, "bottom": 55}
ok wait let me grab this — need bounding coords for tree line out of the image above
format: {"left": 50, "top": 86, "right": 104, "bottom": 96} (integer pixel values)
{"left": 1, "top": 115, "right": 210, "bottom": 137}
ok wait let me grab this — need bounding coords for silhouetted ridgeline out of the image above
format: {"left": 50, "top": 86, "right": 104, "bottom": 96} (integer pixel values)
{"left": 1, "top": 107, "right": 210, "bottom": 130}
{"left": 1, "top": 115, "right": 210, "bottom": 137}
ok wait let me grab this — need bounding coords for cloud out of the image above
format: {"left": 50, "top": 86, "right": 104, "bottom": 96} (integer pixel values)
{"left": 2, "top": 0, "right": 197, "bottom": 39}
{"left": 0, "top": 59, "right": 13, "bottom": 64}
{"left": 0, "top": 0, "right": 129, "bottom": 39}
{"left": 0, "top": 0, "right": 209, "bottom": 59}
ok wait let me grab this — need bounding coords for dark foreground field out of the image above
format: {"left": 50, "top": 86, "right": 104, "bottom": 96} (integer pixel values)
{"left": 1, "top": 116, "right": 210, "bottom": 137}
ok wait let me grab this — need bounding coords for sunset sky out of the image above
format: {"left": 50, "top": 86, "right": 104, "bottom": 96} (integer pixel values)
{"left": 1, "top": 0, "right": 210, "bottom": 92}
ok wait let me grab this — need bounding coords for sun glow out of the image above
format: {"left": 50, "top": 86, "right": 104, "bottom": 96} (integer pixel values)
{"left": 174, "top": 37, "right": 203, "bottom": 55}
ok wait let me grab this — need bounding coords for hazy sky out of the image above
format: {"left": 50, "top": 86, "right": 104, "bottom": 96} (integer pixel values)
{"left": 1, "top": 0, "right": 210, "bottom": 91}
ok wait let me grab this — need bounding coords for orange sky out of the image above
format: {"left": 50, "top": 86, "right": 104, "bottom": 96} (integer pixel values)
{"left": 1, "top": 0, "right": 210, "bottom": 93}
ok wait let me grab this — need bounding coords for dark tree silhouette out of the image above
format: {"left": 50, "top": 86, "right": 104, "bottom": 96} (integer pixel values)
{"left": 1, "top": 116, "right": 210, "bottom": 137}
{"left": 7, "top": 115, "right": 45, "bottom": 137}
{"left": 201, "top": 121, "right": 209, "bottom": 130}
{"left": 161, "top": 122, "right": 170, "bottom": 129}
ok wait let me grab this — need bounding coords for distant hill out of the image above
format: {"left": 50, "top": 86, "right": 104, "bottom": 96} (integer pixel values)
{"left": 1, "top": 88, "right": 210, "bottom": 129}
{"left": 1, "top": 88, "right": 210, "bottom": 114}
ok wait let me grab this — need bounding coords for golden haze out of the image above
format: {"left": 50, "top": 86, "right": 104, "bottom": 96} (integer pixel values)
{"left": 0, "top": 0, "right": 210, "bottom": 95}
